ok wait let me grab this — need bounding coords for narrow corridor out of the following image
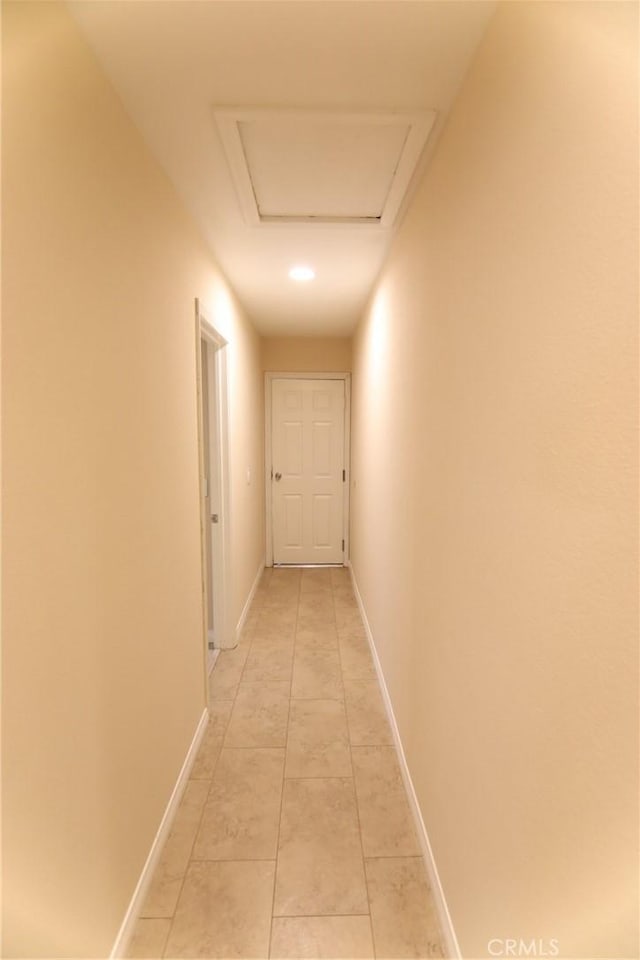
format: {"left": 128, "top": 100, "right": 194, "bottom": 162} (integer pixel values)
{"left": 128, "top": 567, "right": 443, "bottom": 958}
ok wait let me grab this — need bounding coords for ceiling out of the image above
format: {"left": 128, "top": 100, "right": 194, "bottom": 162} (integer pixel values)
{"left": 69, "top": 1, "right": 496, "bottom": 336}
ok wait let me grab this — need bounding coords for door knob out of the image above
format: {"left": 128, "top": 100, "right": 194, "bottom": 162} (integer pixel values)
{"left": 274, "top": 472, "right": 282, "bottom": 481}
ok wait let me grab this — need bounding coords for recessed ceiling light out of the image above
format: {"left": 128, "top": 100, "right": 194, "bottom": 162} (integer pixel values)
{"left": 289, "top": 265, "right": 315, "bottom": 282}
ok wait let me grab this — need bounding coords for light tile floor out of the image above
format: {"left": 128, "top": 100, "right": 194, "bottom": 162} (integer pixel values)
{"left": 128, "top": 567, "right": 444, "bottom": 959}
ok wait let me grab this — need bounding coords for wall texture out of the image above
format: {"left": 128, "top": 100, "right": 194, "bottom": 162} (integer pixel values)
{"left": 351, "top": 3, "right": 638, "bottom": 958}
{"left": 1, "top": 2, "right": 263, "bottom": 956}
{"left": 262, "top": 336, "right": 352, "bottom": 372}
{"left": 209, "top": 285, "right": 266, "bottom": 628}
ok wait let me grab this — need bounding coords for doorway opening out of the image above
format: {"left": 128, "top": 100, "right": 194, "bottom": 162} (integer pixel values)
{"left": 196, "top": 299, "right": 232, "bottom": 673}
{"left": 265, "top": 372, "right": 351, "bottom": 567}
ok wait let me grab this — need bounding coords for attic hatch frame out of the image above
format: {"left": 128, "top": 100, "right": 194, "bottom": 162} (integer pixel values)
{"left": 214, "top": 107, "right": 437, "bottom": 228}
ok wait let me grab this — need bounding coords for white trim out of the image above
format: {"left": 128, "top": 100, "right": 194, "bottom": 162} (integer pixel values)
{"left": 264, "top": 371, "right": 351, "bottom": 568}
{"left": 213, "top": 106, "right": 437, "bottom": 228}
{"left": 349, "top": 567, "right": 462, "bottom": 960}
{"left": 343, "top": 375, "right": 351, "bottom": 563}
{"left": 196, "top": 299, "right": 233, "bottom": 651}
{"left": 110, "top": 709, "right": 210, "bottom": 959}
{"left": 236, "top": 557, "right": 265, "bottom": 643}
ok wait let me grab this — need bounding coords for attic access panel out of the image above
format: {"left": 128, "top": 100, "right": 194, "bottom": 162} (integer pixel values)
{"left": 214, "top": 109, "right": 436, "bottom": 227}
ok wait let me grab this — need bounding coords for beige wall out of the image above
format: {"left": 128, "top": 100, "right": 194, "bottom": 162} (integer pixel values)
{"left": 1, "top": 3, "right": 263, "bottom": 957}
{"left": 224, "top": 294, "right": 266, "bottom": 622}
{"left": 262, "top": 336, "right": 351, "bottom": 372}
{"left": 351, "top": 3, "right": 638, "bottom": 958}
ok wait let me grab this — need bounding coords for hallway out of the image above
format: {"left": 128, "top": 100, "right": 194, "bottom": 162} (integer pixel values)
{"left": 128, "top": 566, "right": 442, "bottom": 959}
{"left": 3, "top": 2, "right": 638, "bottom": 958}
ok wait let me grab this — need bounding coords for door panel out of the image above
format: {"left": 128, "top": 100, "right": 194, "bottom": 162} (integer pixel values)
{"left": 313, "top": 495, "right": 331, "bottom": 547}
{"left": 312, "top": 421, "right": 332, "bottom": 476}
{"left": 284, "top": 421, "right": 304, "bottom": 475}
{"left": 272, "top": 378, "right": 345, "bottom": 564}
{"left": 284, "top": 495, "right": 303, "bottom": 547}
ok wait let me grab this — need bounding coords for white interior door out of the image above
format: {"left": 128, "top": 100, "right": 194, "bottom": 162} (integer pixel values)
{"left": 196, "top": 300, "right": 232, "bottom": 658}
{"left": 271, "top": 378, "right": 345, "bottom": 564}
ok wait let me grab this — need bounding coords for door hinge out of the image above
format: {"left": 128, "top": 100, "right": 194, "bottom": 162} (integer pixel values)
{"left": 342, "top": 469, "right": 346, "bottom": 482}
{"left": 342, "top": 539, "right": 345, "bottom": 551}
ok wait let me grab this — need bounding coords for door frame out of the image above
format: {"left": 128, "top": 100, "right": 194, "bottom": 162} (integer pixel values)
{"left": 195, "top": 299, "right": 233, "bottom": 659}
{"left": 264, "top": 371, "right": 351, "bottom": 568}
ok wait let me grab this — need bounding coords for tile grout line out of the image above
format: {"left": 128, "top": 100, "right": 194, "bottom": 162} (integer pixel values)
{"left": 157, "top": 570, "right": 390, "bottom": 960}
{"left": 272, "top": 912, "right": 372, "bottom": 919}
{"left": 333, "top": 576, "right": 378, "bottom": 960}
{"left": 268, "top": 568, "right": 300, "bottom": 958}
{"left": 160, "top": 594, "right": 251, "bottom": 960}
{"left": 341, "top": 573, "right": 446, "bottom": 958}
{"left": 181, "top": 853, "right": 282, "bottom": 867}
{"left": 162, "top": 628, "right": 245, "bottom": 957}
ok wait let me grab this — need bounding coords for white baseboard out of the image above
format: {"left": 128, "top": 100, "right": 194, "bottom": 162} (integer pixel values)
{"left": 110, "top": 708, "right": 210, "bottom": 959}
{"left": 235, "top": 557, "right": 265, "bottom": 642}
{"left": 349, "top": 568, "right": 461, "bottom": 960}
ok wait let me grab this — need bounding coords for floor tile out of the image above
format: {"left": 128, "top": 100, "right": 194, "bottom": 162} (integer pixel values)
{"left": 270, "top": 916, "right": 374, "bottom": 959}
{"left": 333, "top": 590, "right": 359, "bottom": 608}
{"left": 251, "top": 617, "right": 298, "bottom": 643}
{"left": 351, "top": 746, "right": 420, "bottom": 857}
{"left": 298, "top": 594, "right": 336, "bottom": 620}
{"left": 292, "top": 648, "right": 343, "bottom": 700}
{"left": 269, "top": 567, "right": 300, "bottom": 579}
{"left": 193, "top": 748, "right": 284, "bottom": 860}
{"left": 165, "top": 860, "right": 275, "bottom": 958}
{"left": 295, "top": 624, "right": 339, "bottom": 650}
{"left": 242, "top": 643, "right": 294, "bottom": 682}
{"left": 127, "top": 918, "right": 171, "bottom": 958}
{"left": 333, "top": 589, "right": 359, "bottom": 605}
{"left": 237, "top": 620, "right": 259, "bottom": 645}
{"left": 297, "top": 610, "right": 336, "bottom": 632}
{"left": 299, "top": 587, "right": 333, "bottom": 602}
{"left": 250, "top": 589, "right": 270, "bottom": 609}
{"left": 207, "top": 698, "right": 235, "bottom": 735}
{"left": 224, "top": 681, "right": 290, "bottom": 747}
{"left": 334, "top": 605, "right": 365, "bottom": 634}
{"left": 258, "top": 609, "right": 298, "bottom": 625}
{"left": 274, "top": 778, "right": 368, "bottom": 916}
{"left": 332, "top": 581, "right": 356, "bottom": 600}
{"left": 256, "top": 567, "right": 273, "bottom": 587}
{"left": 140, "top": 780, "right": 210, "bottom": 918}
{"left": 249, "top": 633, "right": 297, "bottom": 651}
{"left": 344, "top": 680, "right": 393, "bottom": 746}
{"left": 338, "top": 635, "right": 376, "bottom": 681}
{"left": 271, "top": 568, "right": 302, "bottom": 584}
{"left": 208, "top": 645, "right": 249, "bottom": 701}
{"left": 237, "top": 625, "right": 260, "bottom": 648}
{"left": 263, "top": 585, "right": 300, "bottom": 601}
{"left": 337, "top": 620, "right": 368, "bottom": 642}
{"left": 134, "top": 565, "right": 446, "bottom": 960}
{"left": 267, "top": 589, "right": 300, "bottom": 601}
{"left": 285, "top": 699, "right": 352, "bottom": 779}
{"left": 300, "top": 569, "right": 333, "bottom": 591}
{"left": 263, "top": 583, "right": 300, "bottom": 600}
{"left": 365, "top": 858, "right": 443, "bottom": 958}
{"left": 208, "top": 674, "right": 240, "bottom": 702}
{"left": 256, "top": 606, "right": 299, "bottom": 625}
{"left": 190, "top": 701, "right": 234, "bottom": 779}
